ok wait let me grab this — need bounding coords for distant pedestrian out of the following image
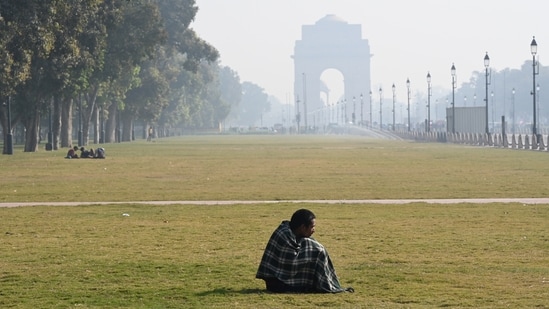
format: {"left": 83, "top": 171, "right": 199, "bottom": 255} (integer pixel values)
{"left": 147, "top": 126, "right": 153, "bottom": 141}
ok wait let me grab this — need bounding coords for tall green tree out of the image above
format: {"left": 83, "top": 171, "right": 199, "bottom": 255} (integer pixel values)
{"left": 1, "top": 0, "right": 226, "bottom": 152}
{"left": 228, "top": 82, "right": 270, "bottom": 127}
{"left": 0, "top": 0, "right": 53, "bottom": 152}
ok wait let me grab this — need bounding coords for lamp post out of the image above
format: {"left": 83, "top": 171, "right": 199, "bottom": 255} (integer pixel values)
{"left": 379, "top": 87, "right": 383, "bottom": 130}
{"left": 406, "top": 78, "right": 411, "bottom": 131}
{"left": 343, "top": 99, "right": 347, "bottom": 123}
{"left": 445, "top": 97, "right": 449, "bottom": 130}
{"left": 531, "top": 36, "right": 539, "bottom": 141}
{"left": 360, "top": 94, "right": 363, "bottom": 127}
{"left": 511, "top": 88, "right": 515, "bottom": 134}
{"left": 326, "top": 101, "right": 330, "bottom": 125}
{"left": 537, "top": 84, "right": 540, "bottom": 135}
{"left": 369, "top": 91, "right": 372, "bottom": 127}
{"left": 426, "top": 72, "right": 431, "bottom": 132}
{"left": 302, "top": 73, "right": 308, "bottom": 132}
{"left": 352, "top": 96, "right": 356, "bottom": 124}
{"left": 341, "top": 100, "right": 344, "bottom": 124}
{"left": 4, "top": 96, "right": 13, "bottom": 155}
{"left": 392, "top": 83, "right": 396, "bottom": 131}
{"left": 451, "top": 64, "right": 456, "bottom": 133}
{"left": 296, "top": 97, "right": 301, "bottom": 133}
{"left": 484, "top": 53, "right": 490, "bottom": 135}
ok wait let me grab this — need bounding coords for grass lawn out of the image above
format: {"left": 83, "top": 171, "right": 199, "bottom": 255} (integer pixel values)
{"left": 2, "top": 134, "right": 549, "bottom": 202}
{"left": 1, "top": 135, "right": 548, "bottom": 308}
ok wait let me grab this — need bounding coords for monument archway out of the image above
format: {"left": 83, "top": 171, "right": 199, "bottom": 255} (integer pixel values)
{"left": 293, "top": 14, "right": 371, "bottom": 128}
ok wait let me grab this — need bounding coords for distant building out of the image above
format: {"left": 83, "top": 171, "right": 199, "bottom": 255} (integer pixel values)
{"left": 447, "top": 106, "right": 486, "bottom": 133}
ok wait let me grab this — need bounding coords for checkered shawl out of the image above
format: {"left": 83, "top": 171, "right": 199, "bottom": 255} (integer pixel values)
{"left": 256, "top": 221, "right": 344, "bottom": 293}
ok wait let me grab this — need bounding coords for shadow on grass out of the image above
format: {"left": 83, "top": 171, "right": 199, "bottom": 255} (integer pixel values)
{"left": 195, "top": 288, "right": 265, "bottom": 296}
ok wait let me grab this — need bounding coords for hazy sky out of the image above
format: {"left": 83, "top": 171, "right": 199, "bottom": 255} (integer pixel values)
{"left": 192, "top": 0, "right": 549, "bottom": 105}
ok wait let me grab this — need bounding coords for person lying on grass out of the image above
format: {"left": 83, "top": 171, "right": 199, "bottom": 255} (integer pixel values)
{"left": 256, "top": 208, "right": 354, "bottom": 293}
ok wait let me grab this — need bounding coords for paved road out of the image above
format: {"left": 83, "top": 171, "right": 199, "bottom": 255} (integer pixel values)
{"left": 2, "top": 198, "right": 549, "bottom": 208}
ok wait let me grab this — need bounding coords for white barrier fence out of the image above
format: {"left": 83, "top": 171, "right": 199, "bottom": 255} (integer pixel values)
{"left": 398, "top": 131, "right": 549, "bottom": 151}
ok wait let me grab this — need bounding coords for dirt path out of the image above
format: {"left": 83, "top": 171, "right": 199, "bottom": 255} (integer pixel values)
{"left": 2, "top": 198, "right": 549, "bottom": 208}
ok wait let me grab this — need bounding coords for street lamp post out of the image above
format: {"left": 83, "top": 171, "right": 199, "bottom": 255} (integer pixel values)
{"left": 531, "top": 36, "right": 539, "bottom": 141}
{"left": 352, "top": 96, "right": 356, "bottom": 124}
{"left": 451, "top": 64, "right": 456, "bottom": 133}
{"left": 379, "top": 87, "right": 383, "bottom": 130}
{"left": 343, "top": 99, "right": 347, "bottom": 123}
{"left": 426, "top": 72, "right": 431, "bottom": 132}
{"left": 369, "top": 91, "right": 372, "bottom": 127}
{"left": 360, "top": 94, "right": 363, "bottom": 127}
{"left": 392, "top": 83, "right": 396, "bottom": 131}
{"left": 537, "top": 84, "right": 540, "bottom": 136}
{"left": 511, "top": 88, "right": 515, "bottom": 134}
{"left": 296, "top": 97, "right": 301, "bottom": 133}
{"left": 302, "top": 73, "right": 308, "bottom": 132}
{"left": 484, "top": 53, "right": 491, "bottom": 135}
{"left": 406, "top": 78, "right": 411, "bottom": 131}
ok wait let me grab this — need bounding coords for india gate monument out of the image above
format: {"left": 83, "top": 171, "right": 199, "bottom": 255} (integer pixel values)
{"left": 293, "top": 14, "right": 371, "bottom": 127}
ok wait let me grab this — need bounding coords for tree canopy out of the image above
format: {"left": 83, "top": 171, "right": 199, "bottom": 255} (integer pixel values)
{"left": 0, "top": 0, "right": 252, "bottom": 153}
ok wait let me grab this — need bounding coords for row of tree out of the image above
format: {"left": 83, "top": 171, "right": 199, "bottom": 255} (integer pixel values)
{"left": 0, "top": 0, "right": 273, "bottom": 153}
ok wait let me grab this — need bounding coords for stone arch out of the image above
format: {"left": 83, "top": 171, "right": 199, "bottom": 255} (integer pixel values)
{"left": 293, "top": 15, "right": 371, "bottom": 128}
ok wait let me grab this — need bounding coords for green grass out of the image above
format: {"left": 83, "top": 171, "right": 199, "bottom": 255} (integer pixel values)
{"left": 1, "top": 135, "right": 549, "bottom": 308}
{"left": 1, "top": 203, "right": 548, "bottom": 308}
{"left": 2, "top": 135, "right": 549, "bottom": 202}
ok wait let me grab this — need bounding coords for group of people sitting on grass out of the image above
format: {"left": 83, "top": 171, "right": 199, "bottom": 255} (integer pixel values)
{"left": 66, "top": 146, "right": 105, "bottom": 159}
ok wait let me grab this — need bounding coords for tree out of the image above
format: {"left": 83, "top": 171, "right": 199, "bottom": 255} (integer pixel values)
{"left": 1, "top": 0, "right": 226, "bottom": 152}
{"left": 228, "top": 82, "right": 270, "bottom": 127}
{"left": 0, "top": 0, "right": 52, "bottom": 152}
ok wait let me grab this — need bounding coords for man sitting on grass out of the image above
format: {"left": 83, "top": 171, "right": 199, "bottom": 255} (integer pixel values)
{"left": 256, "top": 209, "right": 353, "bottom": 293}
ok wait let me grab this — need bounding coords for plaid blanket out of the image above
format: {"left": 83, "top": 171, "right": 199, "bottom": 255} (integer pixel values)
{"left": 256, "top": 220, "right": 344, "bottom": 293}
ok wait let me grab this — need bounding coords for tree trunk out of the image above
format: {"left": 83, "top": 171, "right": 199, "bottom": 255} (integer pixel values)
{"left": 83, "top": 87, "right": 99, "bottom": 146}
{"left": 122, "top": 112, "right": 133, "bottom": 142}
{"left": 23, "top": 107, "right": 40, "bottom": 152}
{"left": 98, "top": 104, "right": 106, "bottom": 144}
{"left": 60, "top": 98, "right": 73, "bottom": 148}
{"left": 52, "top": 95, "right": 63, "bottom": 150}
{"left": 106, "top": 102, "right": 116, "bottom": 143}
{"left": 92, "top": 103, "right": 99, "bottom": 144}
{"left": 1, "top": 99, "right": 7, "bottom": 154}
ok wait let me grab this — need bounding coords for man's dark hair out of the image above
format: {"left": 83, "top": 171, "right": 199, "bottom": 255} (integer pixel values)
{"left": 290, "top": 209, "right": 316, "bottom": 230}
